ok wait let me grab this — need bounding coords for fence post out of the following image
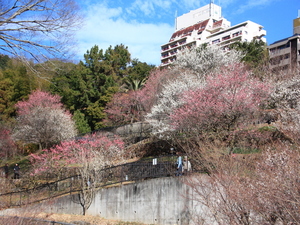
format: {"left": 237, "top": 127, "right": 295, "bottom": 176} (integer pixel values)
{"left": 121, "top": 165, "right": 123, "bottom": 184}
{"left": 10, "top": 192, "right": 12, "bottom": 207}
{"left": 27, "top": 189, "right": 30, "bottom": 205}
{"left": 70, "top": 177, "right": 72, "bottom": 195}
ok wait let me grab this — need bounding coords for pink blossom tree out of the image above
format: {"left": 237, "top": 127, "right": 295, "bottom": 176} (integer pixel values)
{"left": 14, "top": 90, "right": 77, "bottom": 149}
{"left": 0, "top": 126, "right": 17, "bottom": 159}
{"left": 170, "top": 63, "right": 270, "bottom": 140}
{"left": 30, "top": 132, "right": 125, "bottom": 215}
{"left": 146, "top": 46, "right": 244, "bottom": 137}
{"left": 105, "top": 68, "right": 172, "bottom": 126}
{"left": 104, "top": 91, "right": 143, "bottom": 126}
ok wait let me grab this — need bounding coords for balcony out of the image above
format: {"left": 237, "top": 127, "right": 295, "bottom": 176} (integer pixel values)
{"left": 269, "top": 48, "right": 290, "bottom": 57}
{"left": 257, "top": 29, "right": 267, "bottom": 38}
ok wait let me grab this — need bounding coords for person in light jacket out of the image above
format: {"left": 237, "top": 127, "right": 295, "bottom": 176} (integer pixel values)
{"left": 176, "top": 155, "right": 183, "bottom": 176}
{"left": 183, "top": 156, "right": 192, "bottom": 175}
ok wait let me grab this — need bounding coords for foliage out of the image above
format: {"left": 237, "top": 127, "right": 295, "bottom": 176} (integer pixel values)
{"left": 0, "top": 0, "right": 81, "bottom": 65}
{"left": 127, "top": 59, "right": 155, "bottom": 81}
{"left": 173, "top": 44, "right": 243, "bottom": 80}
{"left": 0, "top": 125, "right": 17, "bottom": 159}
{"left": 171, "top": 63, "right": 270, "bottom": 136}
{"left": 0, "top": 58, "right": 38, "bottom": 121}
{"left": 73, "top": 110, "right": 91, "bottom": 135}
{"left": 51, "top": 45, "right": 153, "bottom": 129}
{"left": 230, "top": 40, "right": 269, "bottom": 76}
{"left": 246, "top": 147, "right": 300, "bottom": 224}
{"left": 145, "top": 45, "right": 245, "bottom": 137}
{"left": 30, "top": 132, "right": 125, "bottom": 215}
{"left": 105, "top": 67, "right": 173, "bottom": 126}
{"left": 83, "top": 44, "right": 131, "bottom": 83}
{"left": 146, "top": 62, "right": 270, "bottom": 138}
{"left": 123, "top": 77, "right": 146, "bottom": 91}
{"left": 267, "top": 71, "right": 300, "bottom": 142}
{"left": 30, "top": 132, "right": 124, "bottom": 176}
{"left": 0, "top": 55, "right": 10, "bottom": 69}
{"left": 105, "top": 91, "right": 143, "bottom": 126}
{"left": 14, "top": 90, "right": 77, "bottom": 149}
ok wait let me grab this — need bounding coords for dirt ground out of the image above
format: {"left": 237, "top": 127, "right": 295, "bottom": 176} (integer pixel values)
{"left": 26, "top": 212, "right": 147, "bottom": 225}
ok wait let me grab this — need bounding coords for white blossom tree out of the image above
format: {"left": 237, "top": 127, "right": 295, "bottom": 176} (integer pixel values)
{"left": 14, "top": 90, "right": 77, "bottom": 149}
{"left": 268, "top": 70, "right": 300, "bottom": 141}
{"left": 173, "top": 44, "right": 243, "bottom": 80}
{"left": 146, "top": 45, "right": 243, "bottom": 136}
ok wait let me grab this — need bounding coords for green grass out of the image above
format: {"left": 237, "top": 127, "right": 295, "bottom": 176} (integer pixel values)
{"left": 232, "top": 147, "right": 261, "bottom": 154}
{"left": 258, "top": 125, "right": 277, "bottom": 132}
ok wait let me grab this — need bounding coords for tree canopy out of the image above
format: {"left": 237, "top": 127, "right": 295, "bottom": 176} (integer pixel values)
{"left": 14, "top": 90, "right": 77, "bottom": 149}
{"left": 51, "top": 44, "right": 154, "bottom": 130}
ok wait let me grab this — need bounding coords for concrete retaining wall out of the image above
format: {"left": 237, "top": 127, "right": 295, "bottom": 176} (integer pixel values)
{"left": 1, "top": 176, "right": 213, "bottom": 225}
{"left": 89, "top": 177, "right": 194, "bottom": 225}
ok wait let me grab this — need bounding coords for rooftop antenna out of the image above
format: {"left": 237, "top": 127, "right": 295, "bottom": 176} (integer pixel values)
{"left": 175, "top": 10, "right": 178, "bottom": 30}
{"left": 210, "top": 0, "right": 214, "bottom": 17}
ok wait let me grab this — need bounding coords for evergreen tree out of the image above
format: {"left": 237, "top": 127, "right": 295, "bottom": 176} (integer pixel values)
{"left": 73, "top": 110, "right": 91, "bottom": 135}
{"left": 0, "top": 58, "right": 37, "bottom": 121}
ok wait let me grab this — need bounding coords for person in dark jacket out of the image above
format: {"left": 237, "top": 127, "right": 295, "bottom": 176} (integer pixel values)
{"left": 14, "top": 163, "right": 20, "bottom": 179}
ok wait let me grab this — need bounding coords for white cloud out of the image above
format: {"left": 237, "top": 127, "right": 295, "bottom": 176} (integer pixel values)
{"left": 76, "top": 0, "right": 279, "bottom": 65}
{"left": 75, "top": 3, "right": 174, "bottom": 65}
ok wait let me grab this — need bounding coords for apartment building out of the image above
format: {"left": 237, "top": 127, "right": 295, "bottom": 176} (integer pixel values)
{"left": 268, "top": 16, "right": 300, "bottom": 72}
{"left": 160, "top": 3, "right": 266, "bottom": 66}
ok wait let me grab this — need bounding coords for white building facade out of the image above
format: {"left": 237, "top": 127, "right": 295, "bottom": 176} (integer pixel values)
{"left": 161, "top": 3, "right": 266, "bottom": 66}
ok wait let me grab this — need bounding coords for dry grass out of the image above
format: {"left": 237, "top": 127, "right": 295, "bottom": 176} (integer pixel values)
{"left": 0, "top": 212, "right": 148, "bottom": 225}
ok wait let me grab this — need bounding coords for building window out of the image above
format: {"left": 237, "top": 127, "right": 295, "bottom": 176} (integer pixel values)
{"left": 222, "top": 35, "right": 230, "bottom": 41}
{"left": 212, "top": 39, "right": 220, "bottom": 44}
{"left": 232, "top": 31, "right": 241, "bottom": 37}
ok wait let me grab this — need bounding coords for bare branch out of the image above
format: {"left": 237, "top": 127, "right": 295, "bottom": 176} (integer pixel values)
{"left": 0, "top": 0, "right": 82, "bottom": 64}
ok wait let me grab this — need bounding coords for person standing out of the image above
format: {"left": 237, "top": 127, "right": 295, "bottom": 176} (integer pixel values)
{"left": 14, "top": 163, "right": 20, "bottom": 179}
{"left": 183, "top": 156, "right": 192, "bottom": 175}
{"left": 4, "top": 164, "right": 9, "bottom": 178}
{"left": 176, "top": 155, "right": 183, "bottom": 176}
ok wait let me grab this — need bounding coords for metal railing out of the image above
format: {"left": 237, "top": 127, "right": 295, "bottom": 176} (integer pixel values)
{"left": 0, "top": 155, "right": 180, "bottom": 209}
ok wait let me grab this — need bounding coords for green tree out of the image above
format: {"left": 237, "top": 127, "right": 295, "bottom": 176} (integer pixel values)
{"left": 122, "top": 59, "right": 154, "bottom": 91}
{"left": 51, "top": 45, "right": 154, "bottom": 130}
{"left": 124, "top": 77, "right": 147, "bottom": 91}
{"left": 0, "top": 55, "right": 10, "bottom": 70}
{"left": 73, "top": 110, "right": 91, "bottom": 135}
{"left": 51, "top": 45, "right": 127, "bottom": 130}
{"left": 230, "top": 40, "right": 269, "bottom": 77}
{"left": 0, "top": 58, "right": 37, "bottom": 122}
{"left": 127, "top": 58, "right": 155, "bottom": 81}
{"left": 0, "top": 77, "right": 14, "bottom": 122}
{"left": 83, "top": 44, "right": 131, "bottom": 83}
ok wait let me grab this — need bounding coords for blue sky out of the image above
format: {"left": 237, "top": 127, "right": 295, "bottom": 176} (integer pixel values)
{"left": 75, "top": 0, "right": 300, "bottom": 66}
